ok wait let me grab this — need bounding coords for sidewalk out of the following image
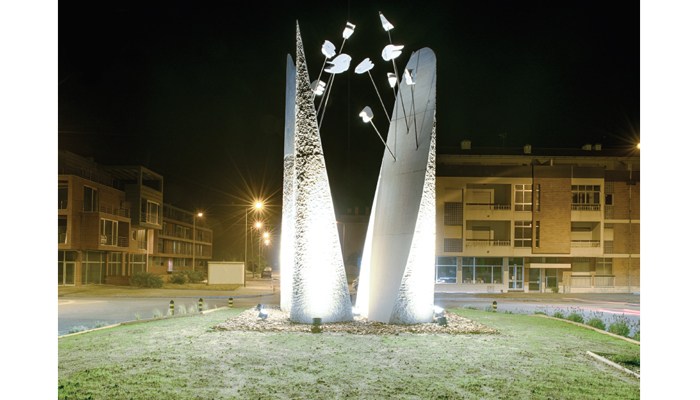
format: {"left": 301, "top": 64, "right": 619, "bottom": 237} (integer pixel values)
{"left": 58, "top": 277, "right": 278, "bottom": 298}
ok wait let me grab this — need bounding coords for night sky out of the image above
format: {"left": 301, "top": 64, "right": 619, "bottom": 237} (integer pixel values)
{"left": 57, "top": 1, "right": 640, "bottom": 260}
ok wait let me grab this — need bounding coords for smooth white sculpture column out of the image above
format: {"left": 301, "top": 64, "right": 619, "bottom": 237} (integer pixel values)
{"left": 359, "top": 48, "right": 437, "bottom": 324}
{"left": 280, "top": 53, "right": 296, "bottom": 312}
{"left": 289, "top": 23, "right": 353, "bottom": 324}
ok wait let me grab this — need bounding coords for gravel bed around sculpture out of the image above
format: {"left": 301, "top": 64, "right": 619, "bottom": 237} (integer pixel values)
{"left": 212, "top": 307, "right": 498, "bottom": 335}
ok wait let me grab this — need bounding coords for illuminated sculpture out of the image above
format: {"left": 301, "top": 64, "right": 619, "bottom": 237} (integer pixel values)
{"left": 280, "top": 53, "right": 296, "bottom": 312}
{"left": 288, "top": 23, "right": 353, "bottom": 323}
{"left": 356, "top": 47, "right": 437, "bottom": 324}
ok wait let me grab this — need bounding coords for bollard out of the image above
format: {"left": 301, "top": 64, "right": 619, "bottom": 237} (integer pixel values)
{"left": 493, "top": 301, "right": 497, "bottom": 313}
{"left": 437, "top": 316, "right": 447, "bottom": 326}
{"left": 169, "top": 300, "right": 174, "bottom": 316}
{"left": 229, "top": 298, "right": 233, "bottom": 308}
{"left": 198, "top": 298, "right": 203, "bottom": 312}
{"left": 311, "top": 317, "right": 322, "bottom": 333}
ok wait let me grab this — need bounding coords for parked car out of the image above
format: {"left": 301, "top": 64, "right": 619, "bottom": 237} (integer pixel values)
{"left": 262, "top": 267, "right": 272, "bottom": 278}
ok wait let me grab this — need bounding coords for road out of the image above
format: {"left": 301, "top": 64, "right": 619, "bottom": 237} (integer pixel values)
{"left": 57, "top": 294, "right": 280, "bottom": 336}
{"left": 58, "top": 291, "right": 639, "bottom": 336}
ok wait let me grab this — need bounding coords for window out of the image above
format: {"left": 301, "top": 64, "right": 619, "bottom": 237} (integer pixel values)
{"left": 461, "top": 257, "right": 503, "bottom": 284}
{"left": 572, "top": 257, "right": 591, "bottom": 274}
{"left": 535, "top": 221, "right": 540, "bottom": 248}
{"left": 158, "top": 238, "right": 164, "bottom": 253}
{"left": 108, "top": 252, "right": 122, "bottom": 275}
{"left": 595, "top": 258, "right": 613, "bottom": 275}
{"left": 514, "top": 184, "right": 532, "bottom": 211}
{"left": 176, "top": 225, "right": 183, "bottom": 238}
{"left": 82, "top": 251, "right": 105, "bottom": 284}
{"left": 100, "top": 218, "right": 118, "bottom": 246}
{"left": 514, "top": 221, "right": 532, "bottom": 248}
{"left": 84, "top": 186, "right": 98, "bottom": 212}
{"left": 444, "top": 202, "right": 463, "bottom": 226}
{"left": 130, "top": 254, "right": 146, "bottom": 275}
{"left": 443, "top": 238, "right": 462, "bottom": 252}
{"left": 535, "top": 184, "right": 540, "bottom": 212}
{"left": 58, "top": 216, "right": 68, "bottom": 244}
{"left": 59, "top": 182, "right": 68, "bottom": 209}
{"left": 435, "top": 257, "right": 457, "bottom": 283}
{"left": 137, "top": 230, "right": 147, "bottom": 250}
{"left": 571, "top": 185, "right": 601, "bottom": 205}
{"left": 141, "top": 199, "right": 161, "bottom": 224}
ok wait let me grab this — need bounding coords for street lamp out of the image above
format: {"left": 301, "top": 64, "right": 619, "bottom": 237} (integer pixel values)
{"left": 192, "top": 212, "right": 203, "bottom": 271}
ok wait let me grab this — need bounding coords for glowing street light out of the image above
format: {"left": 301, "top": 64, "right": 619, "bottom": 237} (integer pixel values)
{"left": 360, "top": 106, "right": 396, "bottom": 161}
{"left": 255, "top": 202, "right": 263, "bottom": 210}
{"left": 263, "top": 232, "right": 270, "bottom": 239}
{"left": 192, "top": 212, "right": 203, "bottom": 271}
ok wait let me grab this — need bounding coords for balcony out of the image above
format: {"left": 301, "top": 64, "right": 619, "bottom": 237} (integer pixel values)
{"left": 101, "top": 235, "right": 129, "bottom": 248}
{"left": 137, "top": 240, "right": 147, "bottom": 250}
{"left": 571, "top": 204, "right": 601, "bottom": 211}
{"left": 84, "top": 202, "right": 131, "bottom": 218}
{"left": 465, "top": 203, "right": 511, "bottom": 211}
{"left": 59, "top": 232, "right": 67, "bottom": 244}
{"left": 141, "top": 212, "right": 162, "bottom": 226}
{"left": 571, "top": 240, "right": 600, "bottom": 248}
{"left": 465, "top": 239, "right": 511, "bottom": 247}
{"left": 59, "top": 200, "right": 68, "bottom": 210}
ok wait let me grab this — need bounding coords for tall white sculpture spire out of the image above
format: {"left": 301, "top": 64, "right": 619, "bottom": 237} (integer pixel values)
{"left": 289, "top": 22, "right": 353, "bottom": 323}
{"left": 358, "top": 48, "right": 437, "bottom": 324}
{"left": 280, "top": 53, "right": 296, "bottom": 312}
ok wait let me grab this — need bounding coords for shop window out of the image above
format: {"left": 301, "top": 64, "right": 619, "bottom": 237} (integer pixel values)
{"left": 435, "top": 257, "right": 457, "bottom": 283}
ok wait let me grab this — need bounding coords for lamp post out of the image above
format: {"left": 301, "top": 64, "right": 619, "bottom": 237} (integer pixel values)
{"left": 192, "top": 212, "right": 202, "bottom": 271}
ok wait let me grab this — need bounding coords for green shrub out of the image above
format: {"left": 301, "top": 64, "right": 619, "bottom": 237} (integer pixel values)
{"left": 484, "top": 305, "right": 493, "bottom": 312}
{"left": 533, "top": 311, "right": 547, "bottom": 315}
{"left": 130, "top": 272, "right": 164, "bottom": 288}
{"left": 608, "top": 321, "right": 631, "bottom": 337}
{"left": 586, "top": 318, "right": 606, "bottom": 331}
{"left": 631, "top": 331, "right": 640, "bottom": 341}
{"left": 153, "top": 309, "right": 163, "bottom": 318}
{"left": 68, "top": 325, "right": 89, "bottom": 334}
{"left": 92, "top": 321, "right": 110, "bottom": 329}
{"left": 552, "top": 312, "right": 565, "bottom": 319}
{"left": 184, "top": 270, "right": 206, "bottom": 283}
{"left": 169, "top": 272, "right": 188, "bottom": 285}
{"left": 567, "top": 313, "right": 585, "bottom": 324}
{"left": 611, "top": 354, "right": 640, "bottom": 366}
{"left": 504, "top": 310, "right": 514, "bottom": 314}
{"left": 551, "top": 287, "right": 559, "bottom": 294}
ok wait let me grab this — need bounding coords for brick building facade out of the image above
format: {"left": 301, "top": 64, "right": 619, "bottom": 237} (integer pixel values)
{"left": 58, "top": 151, "right": 213, "bottom": 286}
{"left": 434, "top": 143, "right": 640, "bottom": 293}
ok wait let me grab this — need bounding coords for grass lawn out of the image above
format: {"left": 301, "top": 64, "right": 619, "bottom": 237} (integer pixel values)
{"left": 58, "top": 308, "right": 640, "bottom": 399}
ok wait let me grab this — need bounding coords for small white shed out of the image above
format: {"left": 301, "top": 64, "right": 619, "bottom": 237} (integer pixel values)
{"left": 207, "top": 261, "right": 245, "bottom": 285}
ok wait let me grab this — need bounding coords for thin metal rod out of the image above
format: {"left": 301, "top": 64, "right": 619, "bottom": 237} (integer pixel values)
{"left": 313, "top": 56, "right": 328, "bottom": 108}
{"left": 318, "top": 73, "right": 336, "bottom": 131}
{"left": 367, "top": 71, "right": 391, "bottom": 123}
{"left": 369, "top": 119, "right": 396, "bottom": 161}
{"left": 244, "top": 208, "right": 247, "bottom": 287}
{"left": 411, "top": 85, "right": 418, "bottom": 149}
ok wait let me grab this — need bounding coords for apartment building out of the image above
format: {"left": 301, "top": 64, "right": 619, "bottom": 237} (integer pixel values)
{"left": 435, "top": 142, "right": 640, "bottom": 294}
{"left": 58, "top": 151, "right": 212, "bottom": 286}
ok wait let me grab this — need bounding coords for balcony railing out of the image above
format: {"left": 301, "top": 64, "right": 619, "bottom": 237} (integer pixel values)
{"left": 101, "top": 235, "right": 129, "bottom": 247}
{"left": 137, "top": 240, "right": 147, "bottom": 250}
{"left": 571, "top": 204, "right": 601, "bottom": 211}
{"left": 571, "top": 276, "right": 592, "bottom": 287}
{"left": 59, "top": 232, "right": 67, "bottom": 244}
{"left": 59, "top": 200, "right": 68, "bottom": 210}
{"left": 571, "top": 240, "right": 601, "bottom": 248}
{"left": 141, "top": 212, "right": 162, "bottom": 225}
{"left": 465, "top": 239, "right": 511, "bottom": 247}
{"left": 98, "top": 202, "right": 130, "bottom": 218}
{"left": 465, "top": 203, "right": 511, "bottom": 211}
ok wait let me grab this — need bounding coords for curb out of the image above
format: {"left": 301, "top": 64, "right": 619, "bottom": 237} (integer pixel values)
{"left": 58, "top": 292, "right": 274, "bottom": 299}
{"left": 58, "top": 306, "right": 234, "bottom": 339}
{"left": 530, "top": 314, "right": 640, "bottom": 345}
{"left": 586, "top": 351, "right": 640, "bottom": 379}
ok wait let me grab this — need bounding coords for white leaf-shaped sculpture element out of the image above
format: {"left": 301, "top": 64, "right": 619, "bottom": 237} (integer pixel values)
{"left": 311, "top": 80, "right": 326, "bottom": 96}
{"left": 354, "top": 58, "right": 374, "bottom": 74}
{"left": 324, "top": 54, "right": 352, "bottom": 74}
{"left": 379, "top": 12, "right": 394, "bottom": 31}
{"left": 321, "top": 40, "right": 336, "bottom": 59}
{"left": 404, "top": 68, "right": 416, "bottom": 85}
{"left": 381, "top": 44, "right": 404, "bottom": 61}
{"left": 343, "top": 22, "right": 356, "bottom": 39}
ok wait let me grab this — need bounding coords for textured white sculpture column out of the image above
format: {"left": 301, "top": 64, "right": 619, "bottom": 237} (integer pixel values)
{"left": 280, "top": 53, "right": 296, "bottom": 312}
{"left": 289, "top": 23, "right": 353, "bottom": 324}
{"left": 358, "top": 48, "right": 437, "bottom": 324}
